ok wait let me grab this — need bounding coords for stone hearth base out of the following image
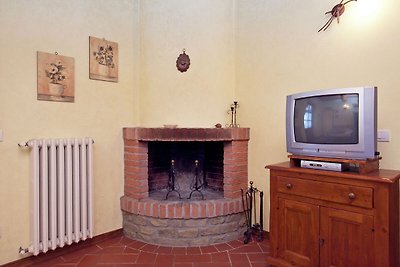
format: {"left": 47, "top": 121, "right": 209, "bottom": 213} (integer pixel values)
{"left": 123, "top": 211, "right": 246, "bottom": 246}
{"left": 120, "top": 196, "right": 247, "bottom": 246}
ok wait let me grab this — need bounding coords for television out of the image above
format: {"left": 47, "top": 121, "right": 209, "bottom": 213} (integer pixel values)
{"left": 286, "top": 86, "right": 378, "bottom": 160}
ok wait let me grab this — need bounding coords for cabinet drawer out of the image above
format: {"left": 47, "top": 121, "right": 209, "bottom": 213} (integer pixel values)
{"left": 277, "top": 176, "right": 373, "bottom": 208}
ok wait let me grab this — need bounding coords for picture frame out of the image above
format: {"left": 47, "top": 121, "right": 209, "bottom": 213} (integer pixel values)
{"left": 37, "top": 51, "right": 75, "bottom": 102}
{"left": 89, "top": 36, "right": 118, "bottom": 82}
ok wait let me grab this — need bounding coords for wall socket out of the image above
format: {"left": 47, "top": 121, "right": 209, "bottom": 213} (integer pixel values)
{"left": 377, "top": 129, "right": 390, "bottom": 142}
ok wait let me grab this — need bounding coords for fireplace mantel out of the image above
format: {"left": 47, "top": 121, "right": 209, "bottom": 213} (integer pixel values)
{"left": 123, "top": 127, "right": 250, "bottom": 142}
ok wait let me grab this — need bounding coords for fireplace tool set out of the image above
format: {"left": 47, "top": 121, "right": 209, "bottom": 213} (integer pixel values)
{"left": 241, "top": 181, "right": 264, "bottom": 244}
{"left": 165, "top": 159, "right": 205, "bottom": 200}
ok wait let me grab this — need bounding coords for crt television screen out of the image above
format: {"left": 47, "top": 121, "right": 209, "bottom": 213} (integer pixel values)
{"left": 294, "top": 94, "right": 359, "bottom": 144}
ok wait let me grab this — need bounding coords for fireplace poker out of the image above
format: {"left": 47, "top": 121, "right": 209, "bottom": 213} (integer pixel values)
{"left": 241, "top": 188, "right": 252, "bottom": 244}
{"left": 248, "top": 181, "right": 254, "bottom": 227}
{"left": 241, "top": 189, "right": 250, "bottom": 227}
{"left": 258, "top": 191, "right": 264, "bottom": 241}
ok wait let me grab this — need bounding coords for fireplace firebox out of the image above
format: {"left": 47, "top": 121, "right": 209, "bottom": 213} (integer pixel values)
{"left": 148, "top": 141, "right": 224, "bottom": 200}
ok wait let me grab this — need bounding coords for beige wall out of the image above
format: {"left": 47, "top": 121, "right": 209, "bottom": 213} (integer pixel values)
{"left": 138, "top": 0, "right": 235, "bottom": 127}
{"left": 0, "top": 0, "right": 140, "bottom": 264}
{"left": 236, "top": 0, "right": 400, "bottom": 231}
{"left": 2, "top": 0, "right": 400, "bottom": 264}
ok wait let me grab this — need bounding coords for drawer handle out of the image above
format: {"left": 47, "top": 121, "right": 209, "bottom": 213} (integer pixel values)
{"left": 348, "top": 192, "right": 356, "bottom": 200}
{"left": 286, "top": 183, "right": 293, "bottom": 189}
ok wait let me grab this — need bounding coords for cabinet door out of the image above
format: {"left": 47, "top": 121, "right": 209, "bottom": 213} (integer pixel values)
{"left": 278, "top": 198, "right": 320, "bottom": 267}
{"left": 320, "top": 207, "right": 374, "bottom": 267}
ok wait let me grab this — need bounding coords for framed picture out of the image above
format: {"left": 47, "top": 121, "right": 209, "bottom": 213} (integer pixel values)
{"left": 37, "top": 51, "right": 75, "bottom": 102}
{"left": 89, "top": 36, "right": 118, "bottom": 82}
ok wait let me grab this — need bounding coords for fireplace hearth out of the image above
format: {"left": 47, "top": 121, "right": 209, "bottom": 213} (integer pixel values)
{"left": 121, "top": 127, "right": 250, "bottom": 246}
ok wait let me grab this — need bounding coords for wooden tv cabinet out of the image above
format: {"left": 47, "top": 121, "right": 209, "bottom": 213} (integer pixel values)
{"left": 266, "top": 160, "right": 400, "bottom": 267}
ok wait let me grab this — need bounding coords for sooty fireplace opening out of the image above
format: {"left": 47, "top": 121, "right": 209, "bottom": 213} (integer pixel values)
{"left": 148, "top": 141, "right": 224, "bottom": 200}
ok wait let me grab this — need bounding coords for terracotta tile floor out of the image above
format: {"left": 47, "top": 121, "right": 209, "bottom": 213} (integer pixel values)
{"left": 25, "top": 234, "right": 270, "bottom": 267}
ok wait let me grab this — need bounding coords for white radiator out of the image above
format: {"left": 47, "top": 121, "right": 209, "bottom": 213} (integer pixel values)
{"left": 22, "top": 138, "right": 94, "bottom": 255}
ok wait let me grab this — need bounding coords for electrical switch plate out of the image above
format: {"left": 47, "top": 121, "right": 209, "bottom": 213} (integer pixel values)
{"left": 0, "top": 130, "right": 3, "bottom": 142}
{"left": 377, "top": 129, "right": 390, "bottom": 142}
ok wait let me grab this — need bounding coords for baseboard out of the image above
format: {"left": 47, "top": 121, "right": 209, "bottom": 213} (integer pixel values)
{"left": 2, "top": 228, "right": 123, "bottom": 267}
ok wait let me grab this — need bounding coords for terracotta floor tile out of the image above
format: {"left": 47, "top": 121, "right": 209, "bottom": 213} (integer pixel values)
{"left": 127, "top": 240, "right": 147, "bottom": 250}
{"left": 232, "top": 262, "right": 251, "bottom": 267}
{"left": 251, "top": 263, "right": 272, "bottom": 267}
{"left": 155, "top": 254, "right": 174, "bottom": 262}
{"left": 154, "top": 254, "right": 174, "bottom": 267}
{"left": 28, "top": 257, "right": 65, "bottom": 267}
{"left": 173, "top": 264, "right": 193, "bottom": 267}
{"left": 136, "top": 252, "right": 157, "bottom": 264}
{"left": 94, "top": 246, "right": 126, "bottom": 254}
{"left": 124, "top": 247, "right": 141, "bottom": 254}
{"left": 210, "top": 251, "right": 230, "bottom": 263}
{"left": 213, "top": 243, "right": 232, "bottom": 252}
{"left": 140, "top": 244, "right": 159, "bottom": 253}
{"left": 186, "top": 247, "right": 201, "bottom": 255}
{"left": 119, "top": 236, "right": 137, "bottom": 246}
{"left": 171, "top": 247, "right": 187, "bottom": 255}
{"left": 174, "top": 254, "right": 212, "bottom": 263}
{"left": 227, "top": 239, "right": 244, "bottom": 248}
{"left": 115, "top": 264, "right": 152, "bottom": 267}
{"left": 228, "top": 243, "right": 262, "bottom": 254}
{"left": 97, "top": 236, "right": 124, "bottom": 248}
{"left": 14, "top": 233, "right": 270, "bottom": 267}
{"left": 76, "top": 254, "right": 101, "bottom": 266}
{"left": 258, "top": 237, "right": 269, "bottom": 245}
{"left": 100, "top": 254, "right": 139, "bottom": 263}
{"left": 62, "top": 246, "right": 102, "bottom": 262}
{"left": 193, "top": 263, "right": 231, "bottom": 267}
{"left": 229, "top": 253, "right": 250, "bottom": 263}
{"left": 258, "top": 243, "right": 270, "bottom": 253}
{"left": 155, "top": 246, "right": 173, "bottom": 254}
{"left": 199, "top": 245, "right": 218, "bottom": 254}
{"left": 248, "top": 252, "right": 269, "bottom": 262}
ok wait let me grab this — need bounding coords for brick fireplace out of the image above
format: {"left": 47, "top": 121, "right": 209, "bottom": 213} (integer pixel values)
{"left": 120, "top": 127, "right": 250, "bottom": 246}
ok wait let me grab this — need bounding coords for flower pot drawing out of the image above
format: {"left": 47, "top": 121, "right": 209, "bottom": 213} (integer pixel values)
{"left": 98, "top": 64, "right": 110, "bottom": 76}
{"left": 48, "top": 83, "right": 64, "bottom": 96}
